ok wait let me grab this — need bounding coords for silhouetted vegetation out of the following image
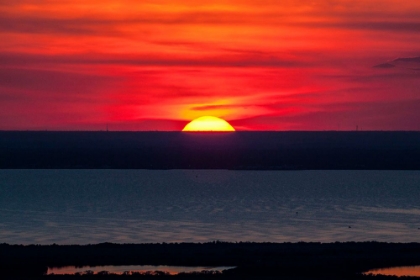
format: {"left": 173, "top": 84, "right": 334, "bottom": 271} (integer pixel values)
{"left": 1, "top": 131, "right": 420, "bottom": 169}
{"left": 1, "top": 242, "right": 420, "bottom": 280}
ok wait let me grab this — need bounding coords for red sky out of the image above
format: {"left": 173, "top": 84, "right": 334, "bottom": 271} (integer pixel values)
{"left": 1, "top": 0, "right": 420, "bottom": 131}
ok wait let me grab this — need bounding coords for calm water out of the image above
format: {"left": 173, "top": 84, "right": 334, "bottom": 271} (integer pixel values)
{"left": 48, "top": 265, "right": 234, "bottom": 275}
{"left": 365, "top": 266, "right": 420, "bottom": 277}
{"left": 0, "top": 170, "right": 419, "bottom": 244}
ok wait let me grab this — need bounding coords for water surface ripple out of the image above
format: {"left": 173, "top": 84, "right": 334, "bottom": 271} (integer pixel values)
{"left": 0, "top": 170, "right": 419, "bottom": 244}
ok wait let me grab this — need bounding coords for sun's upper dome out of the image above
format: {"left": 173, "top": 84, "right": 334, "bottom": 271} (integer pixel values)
{"left": 182, "top": 116, "right": 235, "bottom": 132}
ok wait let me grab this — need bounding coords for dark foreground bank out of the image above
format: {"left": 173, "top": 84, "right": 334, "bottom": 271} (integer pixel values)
{"left": 1, "top": 131, "right": 420, "bottom": 169}
{"left": 1, "top": 242, "right": 420, "bottom": 280}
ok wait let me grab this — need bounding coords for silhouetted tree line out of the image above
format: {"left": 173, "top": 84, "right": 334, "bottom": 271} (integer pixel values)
{"left": 2, "top": 242, "right": 420, "bottom": 280}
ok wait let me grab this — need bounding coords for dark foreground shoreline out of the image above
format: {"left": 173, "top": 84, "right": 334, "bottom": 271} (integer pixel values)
{"left": 1, "top": 131, "right": 420, "bottom": 169}
{"left": 2, "top": 242, "right": 420, "bottom": 280}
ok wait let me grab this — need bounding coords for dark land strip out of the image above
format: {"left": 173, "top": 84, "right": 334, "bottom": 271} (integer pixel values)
{"left": 1, "top": 131, "right": 420, "bottom": 169}
{"left": 1, "top": 242, "right": 420, "bottom": 279}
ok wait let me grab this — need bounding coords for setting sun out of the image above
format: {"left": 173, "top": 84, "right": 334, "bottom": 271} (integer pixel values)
{"left": 182, "top": 116, "right": 235, "bottom": 132}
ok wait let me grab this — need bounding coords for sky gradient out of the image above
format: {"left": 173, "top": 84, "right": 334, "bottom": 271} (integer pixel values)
{"left": 1, "top": 0, "right": 420, "bottom": 131}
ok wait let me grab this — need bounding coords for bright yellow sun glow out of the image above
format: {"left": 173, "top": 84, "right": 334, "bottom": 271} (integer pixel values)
{"left": 182, "top": 116, "right": 235, "bottom": 132}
